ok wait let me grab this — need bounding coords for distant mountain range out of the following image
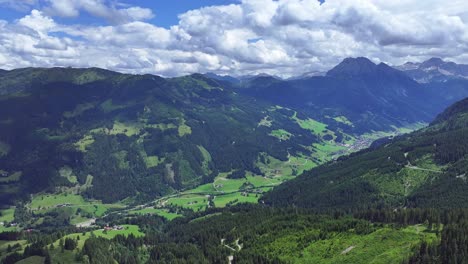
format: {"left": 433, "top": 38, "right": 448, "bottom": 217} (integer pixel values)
{"left": 227, "top": 57, "right": 468, "bottom": 132}
{"left": 396, "top": 57, "right": 468, "bottom": 83}
{"left": 206, "top": 57, "right": 468, "bottom": 84}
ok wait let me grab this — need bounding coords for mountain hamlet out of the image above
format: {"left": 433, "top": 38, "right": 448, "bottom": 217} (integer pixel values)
{"left": 0, "top": 55, "right": 468, "bottom": 264}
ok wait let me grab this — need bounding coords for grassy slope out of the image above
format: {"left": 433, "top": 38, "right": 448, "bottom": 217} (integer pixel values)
{"left": 128, "top": 208, "right": 181, "bottom": 220}
{"left": 28, "top": 193, "right": 125, "bottom": 225}
{"left": 257, "top": 225, "right": 437, "bottom": 264}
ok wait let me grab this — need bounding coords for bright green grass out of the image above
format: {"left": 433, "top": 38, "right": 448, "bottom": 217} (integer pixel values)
{"left": 167, "top": 195, "right": 208, "bottom": 211}
{"left": 288, "top": 155, "right": 317, "bottom": 174}
{"left": 399, "top": 168, "right": 434, "bottom": 195}
{"left": 0, "top": 240, "right": 27, "bottom": 255}
{"left": 292, "top": 112, "right": 328, "bottom": 135}
{"left": 0, "top": 208, "right": 15, "bottom": 223}
{"left": 0, "top": 225, "right": 17, "bottom": 232}
{"left": 333, "top": 116, "right": 354, "bottom": 126}
{"left": 367, "top": 158, "right": 441, "bottom": 198}
{"left": 311, "top": 143, "right": 347, "bottom": 162}
{"left": 213, "top": 192, "right": 259, "bottom": 207}
{"left": 110, "top": 121, "right": 141, "bottom": 136}
{"left": 129, "top": 208, "right": 181, "bottom": 220}
{"left": 178, "top": 124, "right": 192, "bottom": 137}
{"left": 263, "top": 225, "right": 437, "bottom": 264}
{"left": 187, "top": 182, "right": 217, "bottom": 193}
{"left": 75, "top": 134, "right": 94, "bottom": 152}
{"left": 269, "top": 129, "right": 292, "bottom": 140}
{"left": 360, "top": 123, "right": 427, "bottom": 142}
{"left": 30, "top": 193, "right": 87, "bottom": 209}
{"left": 413, "top": 155, "right": 442, "bottom": 170}
{"left": 163, "top": 172, "right": 278, "bottom": 212}
{"left": 257, "top": 154, "right": 294, "bottom": 178}
{"left": 94, "top": 225, "right": 144, "bottom": 239}
{"left": 256, "top": 152, "right": 318, "bottom": 180}
{"left": 197, "top": 145, "right": 212, "bottom": 173}
{"left": 29, "top": 193, "right": 124, "bottom": 219}
{"left": 213, "top": 177, "right": 246, "bottom": 193}
{"left": 245, "top": 174, "right": 281, "bottom": 187}
{"left": 392, "top": 122, "right": 427, "bottom": 134}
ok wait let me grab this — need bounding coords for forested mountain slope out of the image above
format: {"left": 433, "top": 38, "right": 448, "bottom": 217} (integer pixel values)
{"left": 0, "top": 204, "right": 445, "bottom": 264}
{"left": 1, "top": 67, "right": 387, "bottom": 207}
{"left": 263, "top": 97, "right": 468, "bottom": 209}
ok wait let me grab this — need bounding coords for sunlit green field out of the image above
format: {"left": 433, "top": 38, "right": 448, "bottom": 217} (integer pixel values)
{"left": 259, "top": 224, "right": 438, "bottom": 264}
{"left": 0, "top": 208, "right": 15, "bottom": 223}
{"left": 128, "top": 208, "right": 182, "bottom": 220}
{"left": 28, "top": 193, "right": 125, "bottom": 226}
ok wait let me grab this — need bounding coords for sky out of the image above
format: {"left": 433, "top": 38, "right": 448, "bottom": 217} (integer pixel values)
{"left": 0, "top": 0, "right": 467, "bottom": 77}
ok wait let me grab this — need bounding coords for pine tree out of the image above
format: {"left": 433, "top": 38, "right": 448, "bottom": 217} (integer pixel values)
{"left": 44, "top": 251, "right": 52, "bottom": 264}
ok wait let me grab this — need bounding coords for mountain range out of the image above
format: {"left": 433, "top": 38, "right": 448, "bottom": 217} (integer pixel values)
{"left": 1, "top": 57, "right": 468, "bottom": 207}
{"left": 228, "top": 57, "right": 468, "bottom": 133}
{"left": 0, "top": 68, "right": 332, "bottom": 205}
{"left": 396, "top": 57, "right": 468, "bottom": 83}
{"left": 1, "top": 57, "right": 468, "bottom": 263}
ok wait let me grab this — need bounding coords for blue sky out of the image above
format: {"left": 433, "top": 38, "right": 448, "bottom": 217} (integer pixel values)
{"left": 0, "top": 0, "right": 239, "bottom": 28}
{"left": 140, "top": 0, "right": 240, "bottom": 28}
{"left": 0, "top": 0, "right": 466, "bottom": 77}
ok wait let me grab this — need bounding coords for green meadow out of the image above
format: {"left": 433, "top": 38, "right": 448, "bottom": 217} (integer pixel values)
{"left": 128, "top": 208, "right": 181, "bottom": 220}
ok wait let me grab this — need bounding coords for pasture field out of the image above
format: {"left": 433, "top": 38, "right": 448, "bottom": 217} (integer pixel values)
{"left": 128, "top": 208, "right": 181, "bottom": 220}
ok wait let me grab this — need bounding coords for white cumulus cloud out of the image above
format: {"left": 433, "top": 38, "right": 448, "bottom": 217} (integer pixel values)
{"left": 0, "top": 0, "right": 467, "bottom": 77}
